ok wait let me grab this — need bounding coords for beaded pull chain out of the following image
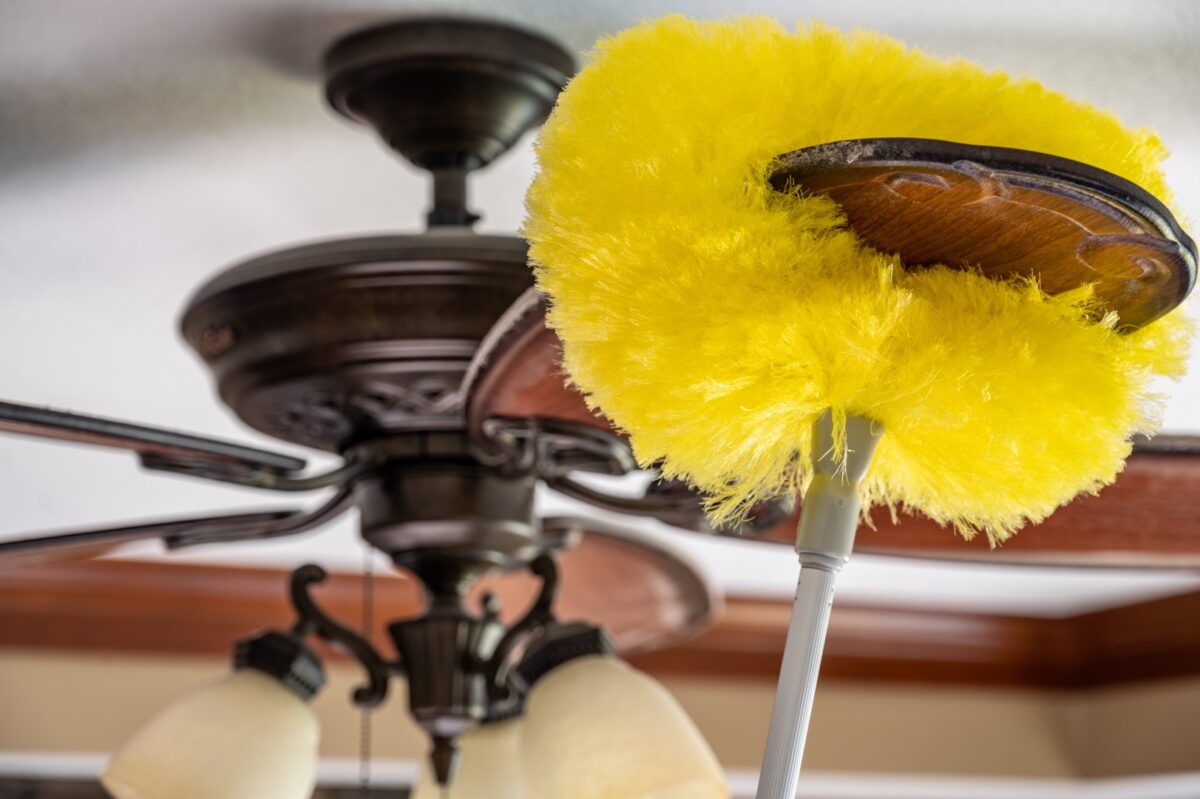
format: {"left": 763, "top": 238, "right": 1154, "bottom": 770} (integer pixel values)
{"left": 359, "top": 548, "right": 375, "bottom": 797}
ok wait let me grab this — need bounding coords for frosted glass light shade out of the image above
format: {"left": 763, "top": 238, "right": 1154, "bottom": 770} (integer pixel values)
{"left": 101, "top": 669, "right": 319, "bottom": 799}
{"left": 413, "top": 718, "right": 524, "bottom": 799}
{"left": 520, "top": 655, "right": 728, "bottom": 799}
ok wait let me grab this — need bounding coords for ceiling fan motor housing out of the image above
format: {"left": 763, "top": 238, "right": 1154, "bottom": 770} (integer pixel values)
{"left": 179, "top": 17, "right": 584, "bottom": 582}
{"left": 180, "top": 233, "right": 533, "bottom": 453}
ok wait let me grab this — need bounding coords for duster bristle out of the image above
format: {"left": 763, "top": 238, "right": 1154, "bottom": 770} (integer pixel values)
{"left": 524, "top": 17, "right": 1192, "bottom": 541}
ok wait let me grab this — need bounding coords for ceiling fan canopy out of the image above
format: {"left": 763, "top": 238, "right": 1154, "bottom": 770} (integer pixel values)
{"left": 323, "top": 17, "right": 575, "bottom": 174}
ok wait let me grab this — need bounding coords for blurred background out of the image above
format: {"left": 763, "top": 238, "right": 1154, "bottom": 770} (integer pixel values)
{"left": 1, "top": 1, "right": 1199, "bottom": 797}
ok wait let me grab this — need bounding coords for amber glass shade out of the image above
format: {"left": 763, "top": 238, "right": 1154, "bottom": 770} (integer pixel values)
{"left": 520, "top": 655, "right": 727, "bottom": 799}
{"left": 413, "top": 718, "right": 524, "bottom": 799}
{"left": 101, "top": 669, "right": 319, "bottom": 799}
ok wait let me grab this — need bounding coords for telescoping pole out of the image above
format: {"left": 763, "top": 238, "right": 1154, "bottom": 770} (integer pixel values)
{"left": 755, "top": 412, "right": 881, "bottom": 799}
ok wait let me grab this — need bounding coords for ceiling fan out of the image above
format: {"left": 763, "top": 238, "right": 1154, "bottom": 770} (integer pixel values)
{"left": 0, "top": 16, "right": 773, "bottom": 797}
{"left": 3, "top": 12, "right": 1200, "bottom": 798}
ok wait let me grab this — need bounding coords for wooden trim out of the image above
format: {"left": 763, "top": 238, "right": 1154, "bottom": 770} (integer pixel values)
{"left": 1072, "top": 589, "right": 1200, "bottom": 687}
{"left": 847, "top": 454, "right": 1200, "bottom": 568}
{"left": 627, "top": 597, "right": 1079, "bottom": 687}
{"left": 1, "top": 559, "right": 1198, "bottom": 689}
{"left": 742, "top": 451, "right": 1200, "bottom": 568}
{"left": 0, "top": 559, "right": 420, "bottom": 661}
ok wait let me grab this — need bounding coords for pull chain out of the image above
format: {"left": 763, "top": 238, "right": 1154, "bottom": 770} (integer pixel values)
{"left": 359, "top": 548, "right": 375, "bottom": 797}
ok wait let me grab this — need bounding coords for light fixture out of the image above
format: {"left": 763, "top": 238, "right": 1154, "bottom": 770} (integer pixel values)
{"left": 101, "top": 555, "right": 721, "bottom": 797}
{"left": 406, "top": 621, "right": 724, "bottom": 799}
{"left": 101, "top": 632, "right": 323, "bottom": 799}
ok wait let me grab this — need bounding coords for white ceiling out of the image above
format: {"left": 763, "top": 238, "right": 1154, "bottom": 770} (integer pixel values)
{"left": 1, "top": 0, "right": 1198, "bottom": 618}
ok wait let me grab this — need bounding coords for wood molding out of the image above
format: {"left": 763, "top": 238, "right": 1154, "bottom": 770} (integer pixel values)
{"left": 628, "top": 597, "right": 1077, "bottom": 687}
{"left": 3, "top": 559, "right": 1200, "bottom": 689}
{"left": 847, "top": 453, "right": 1200, "bottom": 568}
{"left": 1071, "top": 589, "right": 1200, "bottom": 687}
{"left": 0, "top": 559, "right": 407, "bottom": 660}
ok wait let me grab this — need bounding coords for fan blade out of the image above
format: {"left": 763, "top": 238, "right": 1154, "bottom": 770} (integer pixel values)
{"left": 463, "top": 289, "right": 609, "bottom": 439}
{"left": 464, "top": 293, "right": 643, "bottom": 477}
{"left": 0, "top": 511, "right": 296, "bottom": 570}
{"left": 0, "top": 399, "right": 306, "bottom": 473}
{"left": 463, "top": 296, "right": 1200, "bottom": 568}
{"left": 0, "top": 481, "right": 354, "bottom": 571}
{"left": 1132, "top": 433, "right": 1200, "bottom": 456}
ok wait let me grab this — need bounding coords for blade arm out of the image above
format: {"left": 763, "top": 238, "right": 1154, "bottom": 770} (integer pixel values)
{"left": 164, "top": 487, "right": 355, "bottom": 548}
{"left": 0, "top": 510, "right": 296, "bottom": 569}
{"left": 139, "top": 454, "right": 367, "bottom": 492}
{"left": 546, "top": 473, "right": 792, "bottom": 536}
{"left": 0, "top": 488, "right": 355, "bottom": 568}
{"left": 0, "top": 399, "right": 305, "bottom": 473}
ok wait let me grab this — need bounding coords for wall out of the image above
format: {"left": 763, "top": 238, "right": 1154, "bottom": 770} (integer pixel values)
{"left": 5, "top": 649, "right": 1198, "bottom": 780}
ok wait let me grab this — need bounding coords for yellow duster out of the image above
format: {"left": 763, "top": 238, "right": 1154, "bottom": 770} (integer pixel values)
{"left": 524, "top": 16, "right": 1191, "bottom": 542}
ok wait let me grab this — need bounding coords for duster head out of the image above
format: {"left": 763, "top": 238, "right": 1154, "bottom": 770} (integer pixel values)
{"left": 524, "top": 17, "right": 1192, "bottom": 541}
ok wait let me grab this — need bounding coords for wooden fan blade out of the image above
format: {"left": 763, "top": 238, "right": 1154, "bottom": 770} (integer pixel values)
{"left": 0, "top": 399, "right": 306, "bottom": 473}
{"left": 0, "top": 511, "right": 296, "bottom": 571}
{"left": 463, "top": 289, "right": 611, "bottom": 440}
{"left": 471, "top": 517, "right": 719, "bottom": 653}
{"left": 771, "top": 138, "right": 1196, "bottom": 329}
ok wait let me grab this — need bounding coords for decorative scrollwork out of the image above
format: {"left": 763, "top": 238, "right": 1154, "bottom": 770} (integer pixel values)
{"left": 273, "top": 393, "right": 354, "bottom": 442}
{"left": 475, "top": 416, "right": 637, "bottom": 478}
{"left": 350, "top": 377, "right": 461, "bottom": 418}
{"left": 289, "top": 564, "right": 394, "bottom": 708}
{"left": 271, "top": 375, "right": 464, "bottom": 443}
{"left": 485, "top": 555, "right": 561, "bottom": 701}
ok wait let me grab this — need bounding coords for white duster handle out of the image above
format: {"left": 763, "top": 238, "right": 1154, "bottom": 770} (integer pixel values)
{"left": 755, "top": 413, "right": 881, "bottom": 799}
